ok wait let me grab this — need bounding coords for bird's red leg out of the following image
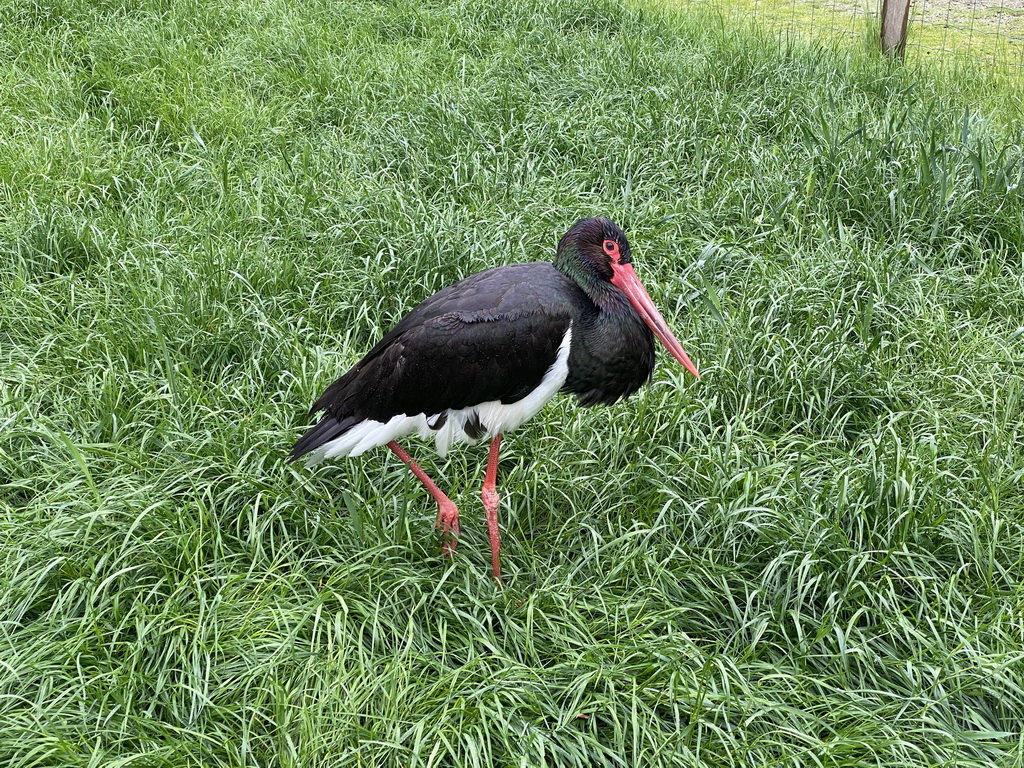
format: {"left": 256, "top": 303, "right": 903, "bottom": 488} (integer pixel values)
{"left": 481, "top": 433, "right": 503, "bottom": 583}
{"left": 386, "top": 441, "right": 460, "bottom": 557}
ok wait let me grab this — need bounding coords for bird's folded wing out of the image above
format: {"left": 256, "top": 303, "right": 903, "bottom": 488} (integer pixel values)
{"left": 314, "top": 305, "right": 572, "bottom": 422}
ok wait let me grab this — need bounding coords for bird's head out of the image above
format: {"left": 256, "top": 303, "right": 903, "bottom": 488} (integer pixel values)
{"left": 556, "top": 217, "right": 700, "bottom": 380}
{"left": 557, "top": 217, "right": 633, "bottom": 282}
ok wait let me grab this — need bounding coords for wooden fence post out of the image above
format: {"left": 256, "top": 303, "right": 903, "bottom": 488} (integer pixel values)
{"left": 880, "top": 0, "right": 912, "bottom": 56}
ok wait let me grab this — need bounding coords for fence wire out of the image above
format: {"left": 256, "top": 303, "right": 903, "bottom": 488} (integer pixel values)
{"left": 667, "top": 0, "right": 1024, "bottom": 76}
{"left": 907, "top": 0, "right": 1024, "bottom": 68}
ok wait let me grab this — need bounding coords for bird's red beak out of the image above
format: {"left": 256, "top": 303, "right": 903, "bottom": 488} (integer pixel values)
{"left": 611, "top": 262, "right": 700, "bottom": 380}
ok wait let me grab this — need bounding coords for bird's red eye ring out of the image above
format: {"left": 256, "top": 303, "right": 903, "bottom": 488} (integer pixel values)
{"left": 602, "top": 239, "right": 620, "bottom": 260}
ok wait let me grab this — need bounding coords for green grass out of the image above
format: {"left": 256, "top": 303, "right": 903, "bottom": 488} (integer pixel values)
{"left": 2, "top": 0, "right": 1024, "bottom": 765}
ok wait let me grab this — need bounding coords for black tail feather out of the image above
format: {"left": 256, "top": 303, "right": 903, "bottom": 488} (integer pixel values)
{"left": 289, "top": 414, "right": 356, "bottom": 462}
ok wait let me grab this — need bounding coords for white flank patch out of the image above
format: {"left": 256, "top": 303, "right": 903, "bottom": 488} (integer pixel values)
{"left": 309, "top": 325, "right": 573, "bottom": 462}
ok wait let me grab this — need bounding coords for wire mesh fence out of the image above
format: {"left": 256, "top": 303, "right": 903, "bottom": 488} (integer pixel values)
{"left": 907, "top": 0, "right": 1024, "bottom": 68}
{"left": 664, "top": 0, "right": 1024, "bottom": 77}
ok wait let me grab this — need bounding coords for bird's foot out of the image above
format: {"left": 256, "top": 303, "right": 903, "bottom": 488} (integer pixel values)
{"left": 435, "top": 499, "right": 461, "bottom": 558}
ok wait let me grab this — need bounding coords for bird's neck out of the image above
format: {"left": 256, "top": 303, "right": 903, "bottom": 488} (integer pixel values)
{"left": 553, "top": 248, "right": 622, "bottom": 313}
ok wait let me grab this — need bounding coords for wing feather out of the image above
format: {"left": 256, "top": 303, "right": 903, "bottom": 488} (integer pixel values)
{"left": 308, "top": 263, "right": 575, "bottom": 424}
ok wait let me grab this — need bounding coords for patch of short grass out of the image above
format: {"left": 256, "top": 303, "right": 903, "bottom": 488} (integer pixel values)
{"left": 2, "top": 0, "right": 1023, "bottom": 765}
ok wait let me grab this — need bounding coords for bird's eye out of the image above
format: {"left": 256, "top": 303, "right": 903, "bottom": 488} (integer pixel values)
{"left": 602, "top": 239, "right": 620, "bottom": 260}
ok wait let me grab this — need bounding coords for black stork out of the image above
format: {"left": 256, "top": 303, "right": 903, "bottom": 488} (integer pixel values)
{"left": 291, "top": 217, "right": 700, "bottom": 581}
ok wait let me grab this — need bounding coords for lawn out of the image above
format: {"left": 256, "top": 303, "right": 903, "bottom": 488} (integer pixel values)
{"left": 1, "top": 0, "right": 1023, "bottom": 765}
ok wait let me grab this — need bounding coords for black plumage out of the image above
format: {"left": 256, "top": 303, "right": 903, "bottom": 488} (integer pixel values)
{"left": 292, "top": 263, "right": 572, "bottom": 462}
{"left": 290, "top": 261, "right": 660, "bottom": 461}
